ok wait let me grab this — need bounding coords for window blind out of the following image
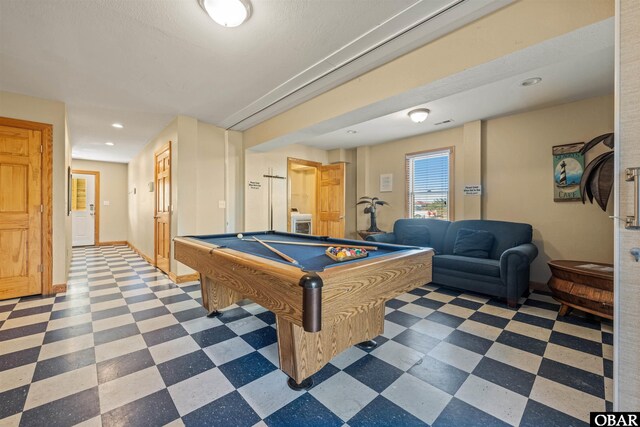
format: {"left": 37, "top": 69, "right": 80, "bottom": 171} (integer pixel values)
{"left": 406, "top": 148, "right": 451, "bottom": 220}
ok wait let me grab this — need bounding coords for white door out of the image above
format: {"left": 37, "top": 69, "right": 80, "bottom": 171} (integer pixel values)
{"left": 72, "top": 173, "right": 95, "bottom": 246}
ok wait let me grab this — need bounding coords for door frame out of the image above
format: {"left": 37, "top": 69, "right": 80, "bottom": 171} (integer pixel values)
{"left": 0, "top": 117, "right": 53, "bottom": 295}
{"left": 154, "top": 141, "right": 171, "bottom": 270}
{"left": 71, "top": 169, "right": 100, "bottom": 246}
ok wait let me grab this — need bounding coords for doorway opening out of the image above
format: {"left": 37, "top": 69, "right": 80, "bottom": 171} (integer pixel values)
{"left": 287, "top": 158, "right": 320, "bottom": 234}
{"left": 71, "top": 170, "right": 99, "bottom": 246}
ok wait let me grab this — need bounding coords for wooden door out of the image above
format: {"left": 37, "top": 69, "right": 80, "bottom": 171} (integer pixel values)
{"left": 0, "top": 124, "right": 42, "bottom": 299}
{"left": 154, "top": 142, "right": 171, "bottom": 274}
{"left": 317, "top": 163, "right": 345, "bottom": 238}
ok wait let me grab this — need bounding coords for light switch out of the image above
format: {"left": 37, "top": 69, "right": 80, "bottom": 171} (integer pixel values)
{"left": 218, "top": 200, "right": 226, "bottom": 209}
{"left": 103, "top": 201, "right": 110, "bottom": 206}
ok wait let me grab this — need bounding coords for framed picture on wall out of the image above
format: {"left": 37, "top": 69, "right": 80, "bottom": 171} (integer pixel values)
{"left": 552, "top": 142, "right": 585, "bottom": 202}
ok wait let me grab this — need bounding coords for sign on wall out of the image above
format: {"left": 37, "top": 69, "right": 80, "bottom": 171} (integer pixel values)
{"left": 248, "top": 181, "right": 261, "bottom": 190}
{"left": 379, "top": 173, "right": 393, "bottom": 192}
{"left": 463, "top": 185, "right": 482, "bottom": 195}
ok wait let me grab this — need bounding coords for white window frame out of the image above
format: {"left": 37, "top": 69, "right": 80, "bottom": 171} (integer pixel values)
{"left": 405, "top": 147, "right": 454, "bottom": 221}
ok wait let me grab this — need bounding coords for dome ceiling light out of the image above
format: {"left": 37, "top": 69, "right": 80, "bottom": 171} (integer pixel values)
{"left": 408, "top": 108, "right": 430, "bottom": 123}
{"left": 199, "top": 0, "right": 251, "bottom": 27}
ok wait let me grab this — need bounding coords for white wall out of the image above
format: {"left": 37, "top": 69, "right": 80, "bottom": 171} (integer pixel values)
{"left": 244, "top": 144, "right": 329, "bottom": 232}
{"left": 0, "top": 91, "right": 70, "bottom": 286}
{"left": 72, "top": 159, "right": 128, "bottom": 243}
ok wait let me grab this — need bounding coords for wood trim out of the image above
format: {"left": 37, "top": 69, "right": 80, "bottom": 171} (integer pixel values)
{"left": 287, "top": 157, "right": 321, "bottom": 234}
{"left": 287, "top": 157, "right": 322, "bottom": 168}
{"left": 154, "top": 141, "right": 171, "bottom": 273}
{"left": 127, "top": 241, "right": 154, "bottom": 264}
{"left": 405, "top": 146, "right": 455, "bottom": 221}
{"left": 96, "top": 241, "right": 127, "bottom": 246}
{"left": 52, "top": 283, "right": 67, "bottom": 294}
{"left": 168, "top": 272, "right": 200, "bottom": 284}
{"left": 0, "top": 117, "right": 53, "bottom": 296}
{"left": 72, "top": 169, "right": 100, "bottom": 245}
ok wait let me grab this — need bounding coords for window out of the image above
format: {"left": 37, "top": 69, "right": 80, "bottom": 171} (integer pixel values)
{"left": 406, "top": 148, "right": 453, "bottom": 220}
{"left": 71, "top": 177, "right": 87, "bottom": 211}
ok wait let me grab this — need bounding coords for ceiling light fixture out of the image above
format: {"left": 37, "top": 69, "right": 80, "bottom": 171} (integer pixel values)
{"left": 199, "top": 0, "right": 251, "bottom": 27}
{"left": 521, "top": 77, "right": 542, "bottom": 87}
{"left": 105, "top": 142, "right": 115, "bottom": 146}
{"left": 408, "top": 108, "right": 430, "bottom": 123}
{"left": 347, "top": 130, "right": 357, "bottom": 134}
{"left": 112, "top": 123, "right": 124, "bottom": 129}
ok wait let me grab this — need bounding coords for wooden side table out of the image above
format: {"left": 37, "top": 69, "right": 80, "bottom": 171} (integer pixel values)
{"left": 357, "top": 230, "right": 385, "bottom": 240}
{"left": 547, "top": 260, "right": 613, "bottom": 319}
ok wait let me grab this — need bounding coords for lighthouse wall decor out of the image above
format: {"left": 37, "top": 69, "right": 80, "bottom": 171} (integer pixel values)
{"left": 552, "top": 142, "right": 586, "bottom": 201}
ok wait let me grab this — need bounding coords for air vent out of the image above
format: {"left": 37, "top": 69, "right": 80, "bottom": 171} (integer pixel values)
{"left": 434, "top": 119, "right": 454, "bottom": 126}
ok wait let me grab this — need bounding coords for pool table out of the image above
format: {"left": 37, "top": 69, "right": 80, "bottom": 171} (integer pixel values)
{"left": 173, "top": 231, "right": 433, "bottom": 389}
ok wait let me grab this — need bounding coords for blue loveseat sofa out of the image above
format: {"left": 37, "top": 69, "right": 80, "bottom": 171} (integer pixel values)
{"left": 366, "top": 219, "right": 538, "bottom": 307}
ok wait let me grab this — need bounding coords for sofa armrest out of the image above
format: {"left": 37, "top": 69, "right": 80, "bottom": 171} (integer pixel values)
{"left": 366, "top": 233, "right": 397, "bottom": 244}
{"left": 500, "top": 243, "right": 538, "bottom": 305}
{"left": 501, "top": 243, "right": 538, "bottom": 266}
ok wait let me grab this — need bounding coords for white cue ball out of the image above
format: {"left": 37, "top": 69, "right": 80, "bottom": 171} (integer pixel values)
{"left": 237, "top": 233, "right": 243, "bottom": 239}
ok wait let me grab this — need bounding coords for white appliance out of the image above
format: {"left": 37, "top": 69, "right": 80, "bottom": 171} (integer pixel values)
{"left": 291, "top": 213, "right": 312, "bottom": 234}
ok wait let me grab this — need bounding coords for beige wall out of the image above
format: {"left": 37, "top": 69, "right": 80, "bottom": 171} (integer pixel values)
{"left": 484, "top": 94, "right": 614, "bottom": 283}
{"left": 0, "top": 91, "right": 70, "bottom": 286}
{"left": 226, "top": 130, "right": 244, "bottom": 232}
{"left": 360, "top": 126, "right": 465, "bottom": 232}
{"left": 128, "top": 118, "right": 178, "bottom": 263}
{"left": 358, "top": 95, "right": 614, "bottom": 283}
{"left": 245, "top": 145, "right": 329, "bottom": 232}
{"left": 127, "top": 116, "right": 235, "bottom": 276}
{"left": 72, "top": 159, "right": 128, "bottom": 243}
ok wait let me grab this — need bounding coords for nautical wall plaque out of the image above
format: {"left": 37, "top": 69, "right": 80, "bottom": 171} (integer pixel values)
{"left": 552, "top": 142, "right": 585, "bottom": 202}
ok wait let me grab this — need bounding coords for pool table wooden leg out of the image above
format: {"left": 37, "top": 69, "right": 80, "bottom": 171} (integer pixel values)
{"left": 200, "top": 274, "right": 244, "bottom": 316}
{"left": 275, "top": 302, "right": 385, "bottom": 385}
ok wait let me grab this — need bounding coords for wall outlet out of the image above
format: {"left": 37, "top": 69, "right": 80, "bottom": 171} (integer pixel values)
{"left": 218, "top": 200, "right": 226, "bottom": 209}
{"left": 103, "top": 201, "right": 110, "bottom": 206}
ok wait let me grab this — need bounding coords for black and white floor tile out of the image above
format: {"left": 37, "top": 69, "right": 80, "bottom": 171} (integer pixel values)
{"left": 0, "top": 245, "right": 613, "bottom": 426}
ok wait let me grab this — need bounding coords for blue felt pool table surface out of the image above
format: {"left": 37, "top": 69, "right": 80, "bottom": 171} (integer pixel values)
{"left": 185, "top": 231, "right": 419, "bottom": 272}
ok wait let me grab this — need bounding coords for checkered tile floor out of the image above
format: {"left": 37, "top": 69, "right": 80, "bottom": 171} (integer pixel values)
{"left": 0, "top": 246, "right": 613, "bottom": 426}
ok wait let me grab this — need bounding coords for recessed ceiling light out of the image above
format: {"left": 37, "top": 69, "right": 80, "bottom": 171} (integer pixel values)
{"left": 347, "top": 130, "right": 357, "bottom": 134}
{"left": 521, "top": 77, "right": 542, "bottom": 87}
{"left": 199, "top": 0, "right": 251, "bottom": 27}
{"left": 111, "top": 123, "right": 124, "bottom": 129}
{"left": 105, "top": 142, "right": 115, "bottom": 146}
{"left": 408, "top": 108, "right": 430, "bottom": 123}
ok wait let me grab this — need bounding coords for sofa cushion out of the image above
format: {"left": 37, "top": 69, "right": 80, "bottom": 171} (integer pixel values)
{"left": 453, "top": 229, "right": 494, "bottom": 259}
{"left": 392, "top": 218, "right": 450, "bottom": 253}
{"left": 434, "top": 255, "right": 501, "bottom": 278}
{"left": 396, "top": 225, "right": 430, "bottom": 247}
{"left": 443, "top": 220, "right": 533, "bottom": 260}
